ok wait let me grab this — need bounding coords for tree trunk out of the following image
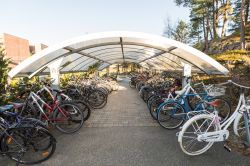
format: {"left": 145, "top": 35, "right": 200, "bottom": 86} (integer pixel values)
{"left": 240, "top": 0, "right": 246, "bottom": 50}
{"left": 202, "top": 15, "right": 209, "bottom": 53}
{"left": 117, "top": 64, "right": 120, "bottom": 74}
{"left": 213, "top": 0, "right": 219, "bottom": 38}
{"left": 221, "top": 15, "right": 228, "bottom": 37}
{"left": 245, "top": 0, "right": 249, "bottom": 23}
{"left": 221, "top": 0, "right": 230, "bottom": 37}
{"left": 206, "top": 15, "right": 210, "bottom": 52}
{"left": 209, "top": 23, "right": 213, "bottom": 39}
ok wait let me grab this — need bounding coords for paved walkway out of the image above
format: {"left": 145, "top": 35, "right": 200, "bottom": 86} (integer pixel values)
{"left": 85, "top": 78, "right": 158, "bottom": 127}
{"left": 2, "top": 78, "right": 250, "bottom": 166}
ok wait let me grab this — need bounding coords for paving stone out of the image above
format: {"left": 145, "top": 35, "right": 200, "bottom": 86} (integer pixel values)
{"left": 85, "top": 79, "right": 158, "bottom": 127}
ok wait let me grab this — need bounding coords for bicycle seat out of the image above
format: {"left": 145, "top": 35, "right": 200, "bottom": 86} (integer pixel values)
{"left": 206, "top": 99, "right": 221, "bottom": 107}
{"left": 175, "top": 88, "right": 186, "bottom": 96}
{"left": 10, "top": 102, "right": 24, "bottom": 109}
{"left": 0, "top": 105, "right": 13, "bottom": 112}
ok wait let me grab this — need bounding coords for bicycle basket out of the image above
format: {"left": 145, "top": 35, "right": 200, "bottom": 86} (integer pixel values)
{"left": 206, "top": 85, "right": 226, "bottom": 97}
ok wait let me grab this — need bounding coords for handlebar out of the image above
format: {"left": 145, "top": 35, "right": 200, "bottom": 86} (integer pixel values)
{"left": 217, "top": 80, "right": 250, "bottom": 89}
{"left": 228, "top": 80, "right": 250, "bottom": 89}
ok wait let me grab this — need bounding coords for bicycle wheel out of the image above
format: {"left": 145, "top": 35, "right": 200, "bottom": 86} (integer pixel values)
{"left": 234, "top": 112, "right": 250, "bottom": 144}
{"left": 149, "top": 98, "right": 163, "bottom": 120}
{"left": 2, "top": 126, "right": 56, "bottom": 165}
{"left": 129, "top": 81, "right": 135, "bottom": 88}
{"left": 74, "top": 100, "right": 91, "bottom": 121}
{"left": 54, "top": 102, "right": 84, "bottom": 134}
{"left": 157, "top": 101, "right": 185, "bottom": 129}
{"left": 178, "top": 114, "right": 218, "bottom": 156}
{"left": 88, "top": 90, "right": 107, "bottom": 109}
{"left": 147, "top": 95, "right": 156, "bottom": 110}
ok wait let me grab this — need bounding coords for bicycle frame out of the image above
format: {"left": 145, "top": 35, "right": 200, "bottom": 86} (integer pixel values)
{"left": 197, "top": 90, "right": 250, "bottom": 142}
{"left": 157, "top": 83, "right": 209, "bottom": 119}
{"left": 27, "top": 87, "right": 68, "bottom": 123}
{"left": 0, "top": 119, "right": 27, "bottom": 155}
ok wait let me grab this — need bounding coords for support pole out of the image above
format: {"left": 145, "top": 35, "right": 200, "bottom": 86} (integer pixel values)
{"left": 48, "top": 58, "right": 64, "bottom": 89}
{"left": 182, "top": 64, "right": 191, "bottom": 88}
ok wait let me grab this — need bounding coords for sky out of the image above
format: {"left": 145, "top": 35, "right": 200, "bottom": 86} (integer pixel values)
{"left": 0, "top": 0, "right": 190, "bottom": 45}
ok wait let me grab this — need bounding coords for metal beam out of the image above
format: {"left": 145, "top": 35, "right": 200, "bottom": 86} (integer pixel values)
{"left": 77, "top": 60, "right": 100, "bottom": 71}
{"left": 167, "top": 51, "right": 209, "bottom": 75}
{"left": 64, "top": 46, "right": 111, "bottom": 64}
{"left": 138, "top": 46, "right": 177, "bottom": 63}
{"left": 138, "top": 50, "right": 166, "bottom": 63}
{"left": 69, "top": 58, "right": 94, "bottom": 71}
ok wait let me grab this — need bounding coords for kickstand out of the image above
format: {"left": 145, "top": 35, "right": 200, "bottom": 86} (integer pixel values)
{"left": 223, "top": 143, "right": 231, "bottom": 152}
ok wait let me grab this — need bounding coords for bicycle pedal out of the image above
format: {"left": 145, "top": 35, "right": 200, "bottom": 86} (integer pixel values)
{"left": 223, "top": 144, "right": 231, "bottom": 152}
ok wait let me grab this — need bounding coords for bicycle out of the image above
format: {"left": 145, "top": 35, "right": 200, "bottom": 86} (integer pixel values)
{"left": 156, "top": 82, "right": 231, "bottom": 129}
{"left": 0, "top": 105, "right": 56, "bottom": 165}
{"left": 177, "top": 80, "right": 250, "bottom": 156}
{"left": 22, "top": 84, "right": 84, "bottom": 134}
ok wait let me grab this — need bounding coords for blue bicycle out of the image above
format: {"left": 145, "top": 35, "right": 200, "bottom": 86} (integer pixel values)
{"left": 156, "top": 82, "right": 231, "bottom": 129}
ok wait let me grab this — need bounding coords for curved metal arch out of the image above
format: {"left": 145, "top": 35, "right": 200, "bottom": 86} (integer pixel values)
{"left": 8, "top": 31, "right": 229, "bottom": 78}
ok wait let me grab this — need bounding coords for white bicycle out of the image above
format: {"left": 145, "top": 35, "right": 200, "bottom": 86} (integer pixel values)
{"left": 177, "top": 80, "right": 250, "bottom": 156}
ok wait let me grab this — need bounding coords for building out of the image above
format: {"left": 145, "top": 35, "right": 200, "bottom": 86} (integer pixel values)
{"left": 29, "top": 43, "right": 48, "bottom": 55}
{"left": 0, "top": 33, "right": 47, "bottom": 67}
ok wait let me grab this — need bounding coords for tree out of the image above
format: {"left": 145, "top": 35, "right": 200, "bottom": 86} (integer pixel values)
{"left": 172, "top": 20, "right": 190, "bottom": 43}
{"left": 175, "top": 0, "right": 214, "bottom": 52}
{"left": 220, "top": 0, "right": 233, "bottom": 37}
{"left": 121, "top": 62, "right": 129, "bottom": 73}
{"left": 189, "top": 19, "right": 202, "bottom": 44}
{"left": 240, "top": 0, "right": 248, "bottom": 50}
{"left": 163, "top": 16, "right": 174, "bottom": 38}
{"left": 0, "top": 47, "right": 10, "bottom": 103}
{"left": 86, "top": 62, "right": 101, "bottom": 76}
{"left": 212, "top": 0, "right": 219, "bottom": 39}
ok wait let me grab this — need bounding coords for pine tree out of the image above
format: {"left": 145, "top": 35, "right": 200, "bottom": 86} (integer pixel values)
{"left": 0, "top": 47, "right": 10, "bottom": 103}
{"left": 172, "top": 20, "right": 190, "bottom": 43}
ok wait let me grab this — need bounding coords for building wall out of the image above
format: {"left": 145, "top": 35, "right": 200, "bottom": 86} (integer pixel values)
{"left": 30, "top": 43, "right": 48, "bottom": 55}
{"left": 0, "top": 34, "right": 4, "bottom": 47}
{"left": 2, "top": 33, "right": 30, "bottom": 67}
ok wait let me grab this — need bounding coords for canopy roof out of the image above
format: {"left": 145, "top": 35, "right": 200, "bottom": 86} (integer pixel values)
{"left": 8, "top": 31, "right": 229, "bottom": 78}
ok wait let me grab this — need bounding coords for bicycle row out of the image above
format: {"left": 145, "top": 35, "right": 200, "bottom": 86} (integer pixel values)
{"left": 0, "top": 76, "right": 118, "bottom": 165}
{"left": 130, "top": 73, "right": 250, "bottom": 156}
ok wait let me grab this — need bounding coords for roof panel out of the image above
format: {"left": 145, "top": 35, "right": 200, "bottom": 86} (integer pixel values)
{"left": 68, "top": 37, "right": 120, "bottom": 50}
{"left": 8, "top": 31, "right": 229, "bottom": 78}
{"left": 82, "top": 45, "right": 121, "bottom": 54}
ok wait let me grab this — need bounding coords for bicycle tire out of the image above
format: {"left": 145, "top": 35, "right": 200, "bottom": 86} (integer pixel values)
{"left": 157, "top": 101, "right": 185, "bottom": 129}
{"left": 178, "top": 114, "right": 218, "bottom": 156}
{"left": 2, "top": 126, "right": 56, "bottom": 165}
{"left": 54, "top": 102, "right": 84, "bottom": 134}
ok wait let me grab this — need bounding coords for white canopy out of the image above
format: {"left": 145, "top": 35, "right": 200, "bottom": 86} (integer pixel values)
{"left": 8, "top": 31, "right": 229, "bottom": 78}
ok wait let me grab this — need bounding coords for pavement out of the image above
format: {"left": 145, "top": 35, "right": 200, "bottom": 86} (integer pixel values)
{"left": 2, "top": 78, "right": 250, "bottom": 166}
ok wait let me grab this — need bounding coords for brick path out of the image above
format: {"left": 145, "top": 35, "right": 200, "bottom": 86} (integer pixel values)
{"left": 85, "top": 78, "right": 158, "bottom": 127}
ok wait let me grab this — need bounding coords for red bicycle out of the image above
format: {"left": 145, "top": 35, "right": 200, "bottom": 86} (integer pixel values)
{"left": 21, "top": 85, "right": 84, "bottom": 134}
